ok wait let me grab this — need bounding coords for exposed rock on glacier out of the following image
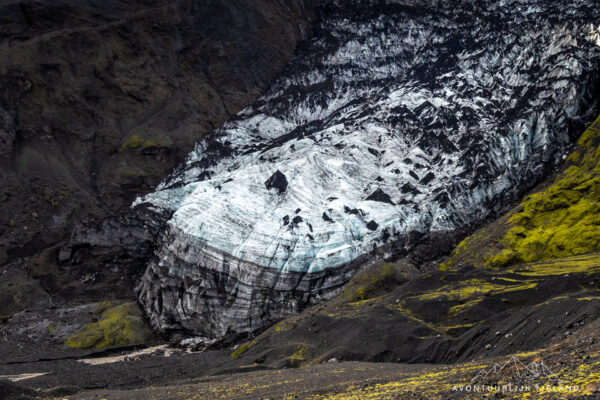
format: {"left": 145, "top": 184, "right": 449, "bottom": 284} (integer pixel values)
{"left": 265, "top": 170, "right": 289, "bottom": 194}
{"left": 135, "top": 0, "right": 600, "bottom": 337}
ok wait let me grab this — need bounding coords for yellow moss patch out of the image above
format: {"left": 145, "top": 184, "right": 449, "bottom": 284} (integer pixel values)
{"left": 392, "top": 304, "right": 446, "bottom": 335}
{"left": 409, "top": 279, "right": 538, "bottom": 303}
{"left": 393, "top": 305, "right": 479, "bottom": 335}
{"left": 506, "top": 253, "right": 600, "bottom": 276}
{"left": 442, "top": 115, "right": 600, "bottom": 271}
{"left": 514, "top": 349, "right": 544, "bottom": 358}
{"left": 120, "top": 134, "right": 168, "bottom": 151}
{"left": 342, "top": 264, "right": 397, "bottom": 302}
{"left": 440, "top": 211, "right": 514, "bottom": 271}
{"left": 440, "top": 321, "right": 478, "bottom": 332}
{"left": 230, "top": 342, "right": 253, "bottom": 357}
{"left": 347, "top": 297, "right": 381, "bottom": 307}
{"left": 117, "top": 167, "right": 148, "bottom": 179}
{"left": 121, "top": 135, "right": 144, "bottom": 150}
{"left": 304, "top": 366, "right": 483, "bottom": 399}
{"left": 395, "top": 276, "right": 539, "bottom": 325}
{"left": 486, "top": 115, "right": 600, "bottom": 268}
{"left": 290, "top": 345, "right": 308, "bottom": 367}
{"left": 448, "top": 298, "right": 484, "bottom": 317}
{"left": 65, "top": 302, "right": 152, "bottom": 349}
{"left": 575, "top": 296, "right": 600, "bottom": 301}
{"left": 538, "top": 361, "right": 600, "bottom": 396}
{"left": 440, "top": 238, "right": 470, "bottom": 271}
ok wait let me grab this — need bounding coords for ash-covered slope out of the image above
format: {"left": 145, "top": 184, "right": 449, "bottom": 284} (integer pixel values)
{"left": 0, "top": 0, "right": 314, "bottom": 268}
{"left": 135, "top": 0, "right": 600, "bottom": 337}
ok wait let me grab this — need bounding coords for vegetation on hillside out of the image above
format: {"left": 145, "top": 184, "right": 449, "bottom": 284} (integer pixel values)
{"left": 65, "top": 301, "right": 152, "bottom": 349}
{"left": 120, "top": 135, "right": 169, "bottom": 151}
{"left": 228, "top": 117, "right": 600, "bottom": 370}
{"left": 442, "top": 115, "right": 600, "bottom": 270}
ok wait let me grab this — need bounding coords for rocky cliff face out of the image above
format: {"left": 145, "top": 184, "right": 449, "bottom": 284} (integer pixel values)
{"left": 0, "top": 0, "right": 315, "bottom": 269}
{"left": 136, "top": 0, "right": 600, "bottom": 338}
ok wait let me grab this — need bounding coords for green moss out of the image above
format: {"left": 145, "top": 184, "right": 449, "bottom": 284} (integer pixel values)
{"left": 356, "top": 287, "right": 366, "bottom": 301}
{"left": 506, "top": 252, "right": 600, "bottom": 276}
{"left": 120, "top": 135, "right": 168, "bottom": 151}
{"left": 410, "top": 278, "right": 538, "bottom": 303}
{"left": 440, "top": 211, "right": 514, "bottom": 271}
{"left": 440, "top": 240, "right": 471, "bottom": 270}
{"left": 448, "top": 298, "right": 483, "bottom": 316}
{"left": 117, "top": 168, "right": 148, "bottom": 179}
{"left": 342, "top": 263, "right": 397, "bottom": 302}
{"left": 120, "top": 135, "right": 144, "bottom": 150}
{"left": 141, "top": 138, "right": 166, "bottom": 149}
{"left": 393, "top": 304, "right": 447, "bottom": 335}
{"left": 230, "top": 342, "right": 252, "bottom": 357}
{"left": 444, "top": 115, "right": 600, "bottom": 270}
{"left": 487, "top": 115, "right": 600, "bottom": 268}
{"left": 94, "top": 300, "right": 119, "bottom": 314}
{"left": 290, "top": 345, "right": 308, "bottom": 367}
{"left": 397, "top": 273, "right": 540, "bottom": 324}
{"left": 115, "top": 165, "right": 150, "bottom": 187}
{"left": 65, "top": 302, "right": 152, "bottom": 349}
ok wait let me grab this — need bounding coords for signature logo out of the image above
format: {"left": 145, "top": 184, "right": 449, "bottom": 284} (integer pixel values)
{"left": 471, "top": 356, "right": 562, "bottom": 384}
{"left": 453, "top": 356, "right": 580, "bottom": 395}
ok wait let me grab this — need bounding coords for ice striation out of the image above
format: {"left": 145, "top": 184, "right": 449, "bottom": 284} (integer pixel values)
{"left": 134, "top": 0, "right": 600, "bottom": 337}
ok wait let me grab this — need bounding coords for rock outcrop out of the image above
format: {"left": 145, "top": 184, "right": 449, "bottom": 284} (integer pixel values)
{"left": 135, "top": 0, "right": 600, "bottom": 337}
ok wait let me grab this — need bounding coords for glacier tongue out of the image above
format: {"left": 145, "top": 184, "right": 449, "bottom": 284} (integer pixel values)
{"left": 134, "top": 0, "right": 600, "bottom": 337}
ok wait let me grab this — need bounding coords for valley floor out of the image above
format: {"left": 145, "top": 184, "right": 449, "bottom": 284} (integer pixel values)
{"left": 2, "top": 317, "right": 599, "bottom": 400}
{"left": 2, "top": 116, "right": 599, "bottom": 400}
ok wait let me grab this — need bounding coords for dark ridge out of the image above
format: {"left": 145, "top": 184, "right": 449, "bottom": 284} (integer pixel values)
{"left": 265, "top": 170, "right": 288, "bottom": 194}
{"left": 366, "top": 188, "right": 395, "bottom": 205}
{"left": 322, "top": 212, "right": 334, "bottom": 222}
{"left": 366, "top": 220, "right": 379, "bottom": 231}
{"left": 368, "top": 147, "right": 380, "bottom": 156}
{"left": 420, "top": 172, "right": 435, "bottom": 185}
{"left": 400, "top": 182, "right": 421, "bottom": 194}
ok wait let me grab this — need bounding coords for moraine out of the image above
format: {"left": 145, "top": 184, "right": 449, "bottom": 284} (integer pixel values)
{"left": 134, "top": 0, "right": 600, "bottom": 337}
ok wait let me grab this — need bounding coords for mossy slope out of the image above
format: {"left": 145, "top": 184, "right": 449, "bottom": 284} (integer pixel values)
{"left": 120, "top": 135, "right": 170, "bottom": 151}
{"left": 443, "top": 115, "right": 600, "bottom": 270}
{"left": 65, "top": 301, "right": 153, "bottom": 349}
{"left": 341, "top": 261, "right": 419, "bottom": 302}
{"left": 223, "top": 117, "right": 600, "bottom": 370}
{"left": 227, "top": 252, "right": 600, "bottom": 367}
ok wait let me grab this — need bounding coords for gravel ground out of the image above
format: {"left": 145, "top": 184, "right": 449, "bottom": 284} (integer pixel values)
{"left": 1, "top": 319, "right": 598, "bottom": 400}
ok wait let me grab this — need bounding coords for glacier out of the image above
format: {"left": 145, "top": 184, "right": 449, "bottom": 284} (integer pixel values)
{"left": 134, "top": 0, "right": 600, "bottom": 337}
